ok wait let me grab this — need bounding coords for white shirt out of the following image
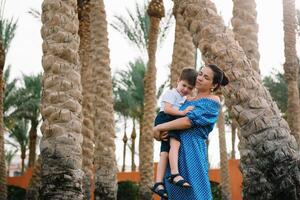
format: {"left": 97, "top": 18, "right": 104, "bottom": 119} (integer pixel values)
{"left": 159, "top": 88, "right": 186, "bottom": 112}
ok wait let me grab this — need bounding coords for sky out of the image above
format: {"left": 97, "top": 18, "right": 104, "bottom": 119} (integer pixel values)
{"left": 3, "top": 0, "right": 300, "bottom": 170}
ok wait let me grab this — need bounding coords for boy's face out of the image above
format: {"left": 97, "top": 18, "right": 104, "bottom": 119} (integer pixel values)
{"left": 176, "top": 80, "right": 194, "bottom": 96}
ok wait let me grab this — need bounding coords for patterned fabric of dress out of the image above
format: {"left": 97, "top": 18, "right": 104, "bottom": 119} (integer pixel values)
{"left": 163, "top": 98, "right": 220, "bottom": 200}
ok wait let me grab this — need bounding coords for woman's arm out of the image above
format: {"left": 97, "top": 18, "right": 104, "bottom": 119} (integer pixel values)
{"left": 153, "top": 117, "right": 192, "bottom": 141}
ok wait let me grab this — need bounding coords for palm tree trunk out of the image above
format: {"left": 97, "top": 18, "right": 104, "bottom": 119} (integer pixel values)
{"left": 78, "top": 1, "right": 94, "bottom": 199}
{"left": 25, "top": 156, "right": 41, "bottom": 200}
{"left": 40, "top": 0, "right": 84, "bottom": 199}
{"left": 91, "top": 0, "right": 118, "bottom": 199}
{"left": 139, "top": 1, "right": 164, "bottom": 199}
{"left": 170, "top": 6, "right": 195, "bottom": 88}
{"left": 231, "top": 0, "right": 260, "bottom": 74}
{"left": 283, "top": 0, "right": 300, "bottom": 146}
{"left": 0, "top": 37, "right": 6, "bottom": 200}
{"left": 231, "top": 119, "right": 237, "bottom": 159}
{"left": 178, "top": 0, "right": 300, "bottom": 198}
{"left": 131, "top": 119, "right": 136, "bottom": 172}
{"left": 122, "top": 118, "right": 127, "bottom": 172}
{"left": 21, "top": 148, "right": 26, "bottom": 174}
{"left": 217, "top": 105, "right": 231, "bottom": 200}
{"left": 28, "top": 120, "right": 38, "bottom": 167}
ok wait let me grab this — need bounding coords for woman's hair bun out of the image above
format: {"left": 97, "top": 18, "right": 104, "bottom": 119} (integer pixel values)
{"left": 220, "top": 72, "right": 229, "bottom": 86}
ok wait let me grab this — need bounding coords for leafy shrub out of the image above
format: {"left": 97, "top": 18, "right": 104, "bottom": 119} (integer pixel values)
{"left": 7, "top": 185, "right": 26, "bottom": 200}
{"left": 211, "top": 181, "right": 222, "bottom": 200}
{"left": 117, "top": 181, "right": 139, "bottom": 200}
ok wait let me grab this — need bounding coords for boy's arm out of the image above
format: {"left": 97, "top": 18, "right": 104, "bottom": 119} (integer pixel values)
{"left": 164, "top": 102, "right": 193, "bottom": 116}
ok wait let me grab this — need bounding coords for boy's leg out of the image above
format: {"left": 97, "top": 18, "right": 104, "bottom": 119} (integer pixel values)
{"left": 156, "top": 151, "right": 169, "bottom": 183}
{"left": 169, "top": 138, "right": 180, "bottom": 175}
{"left": 169, "top": 137, "right": 190, "bottom": 187}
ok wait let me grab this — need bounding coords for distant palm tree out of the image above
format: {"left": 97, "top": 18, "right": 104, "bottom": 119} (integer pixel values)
{"left": 217, "top": 104, "right": 231, "bottom": 200}
{"left": 8, "top": 118, "right": 29, "bottom": 174}
{"left": 282, "top": 0, "right": 300, "bottom": 145}
{"left": 113, "top": 59, "right": 145, "bottom": 172}
{"left": 9, "top": 74, "right": 42, "bottom": 167}
{"left": 4, "top": 149, "right": 17, "bottom": 175}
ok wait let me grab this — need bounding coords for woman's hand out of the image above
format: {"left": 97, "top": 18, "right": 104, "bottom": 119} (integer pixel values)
{"left": 153, "top": 126, "right": 168, "bottom": 141}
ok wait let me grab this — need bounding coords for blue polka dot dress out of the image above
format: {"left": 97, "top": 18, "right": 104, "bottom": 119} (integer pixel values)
{"left": 163, "top": 98, "right": 220, "bottom": 200}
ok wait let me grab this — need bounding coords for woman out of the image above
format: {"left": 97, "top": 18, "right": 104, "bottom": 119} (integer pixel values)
{"left": 153, "top": 64, "right": 229, "bottom": 200}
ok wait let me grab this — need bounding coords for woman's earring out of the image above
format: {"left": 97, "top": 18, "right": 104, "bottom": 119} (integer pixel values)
{"left": 210, "top": 88, "right": 214, "bottom": 92}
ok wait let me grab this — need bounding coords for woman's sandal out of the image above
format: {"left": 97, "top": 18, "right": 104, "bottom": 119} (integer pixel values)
{"left": 150, "top": 182, "right": 168, "bottom": 199}
{"left": 167, "top": 173, "right": 191, "bottom": 188}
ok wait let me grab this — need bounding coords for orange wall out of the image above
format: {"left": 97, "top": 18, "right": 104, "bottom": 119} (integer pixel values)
{"left": 7, "top": 159, "right": 242, "bottom": 200}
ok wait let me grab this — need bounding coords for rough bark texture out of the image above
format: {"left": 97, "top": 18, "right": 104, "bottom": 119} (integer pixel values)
{"left": 139, "top": 0, "right": 164, "bottom": 199}
{"left": 283, "top": 0, "right": 300, "bottom": 146}
{"left": 25, "top": 156, "right": 41, "bottom": 200}
{"left": 78, "top": 0, "right": 94, "bottom": 199}
{"left": 40, "top": 0, "right": 84, "bottom": 199}
{"left": 217, "top": 106, "right": 232, "bottom": 200}
{"left": 231, "top": 0, "right": 260, "bottom": 74}
{"left": 177, "top": 0, "right": 300, "bottom": 199}
{"left": 91, "top": 0, "right": 118, "bottom": 199}
{"left": 28, "top": 120, "right": 38, "bottom": 167}
{"left": 170, "top": 5, "right": 195, "bottom": 88}
{"left": 0, "top": 36, "right": 6, "bottom": 200}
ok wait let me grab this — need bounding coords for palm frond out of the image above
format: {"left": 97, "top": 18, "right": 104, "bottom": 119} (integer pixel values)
{"left": 0, "top": 17, "right": 17, "bottom": 53}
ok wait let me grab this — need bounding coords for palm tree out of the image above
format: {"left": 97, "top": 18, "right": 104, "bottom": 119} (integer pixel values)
{"left": 0, "top": 1, "right": 17, "bottom": 197}
{"left": 139, "top": 0, "right": 164, "bottom": 199}
{"left": 40, "top": 0, "right": 83, "bottom": 198}
{"left": 231, "top": 0, "right": 260, "bottom": 74}
{"left": 217, "top": 104, "right": 231, "bottom": 200}
{"left": 113, "top": 60, "right": 145, "bottom": 172}
{"left": 282, "top": 0, "right": 300, "bottom": 145}
{"left": 91, "top": 0, "right": 118, "bottom": 199}
{"left": 170, "top": 4, "right": 195, "bottom": 88}
{"left": 78, "top": 0, "right": 94, "bottom": 199}
{"left": 230, "top": 118, "right": 238, "bottom": 159}
{"left": 9, "top": 74, "right": 42, "bottom": 167}
{"left": 177, "top": 0, "right": 300, "bottom": 198}
{"left": 4, "top": 149, "right": 17, "bottom": 175}
{"left": 111, "top": 1, "right": 172, "bottom": 57}
{"left": 8, "top": 118, "right": 29, "bottom": 174}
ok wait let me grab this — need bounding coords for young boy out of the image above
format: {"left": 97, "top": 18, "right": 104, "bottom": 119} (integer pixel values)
{"left": 151, "top": 67, "right": 197, "bottom": 199}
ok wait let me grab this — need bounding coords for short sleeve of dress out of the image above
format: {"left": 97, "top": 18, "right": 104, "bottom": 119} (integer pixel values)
{"left": 186, "top": 99, "right": 220, "bottom": 127}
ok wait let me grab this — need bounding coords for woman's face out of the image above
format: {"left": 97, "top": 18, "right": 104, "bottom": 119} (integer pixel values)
{"left": 196, "top": 67, "right": 215, "bottom": 92}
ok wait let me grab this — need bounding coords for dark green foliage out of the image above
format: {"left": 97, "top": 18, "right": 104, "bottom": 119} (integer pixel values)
{"left": 113, "top": 59, "right": 145, "bottom": 121}
{"left": 117, "top": 181, "right": 139, "bottom": 200}
{"left": 210, "top": 181, "right": 222, "bottom": 200}
{"left": 0, "top": 0, "right": 17, "bottom": 54}
{"left": 263, "top": 72, "right": 289, "bottom": 117}
{"left": 7, "top": 185, "right": 26, "bottom": 200}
